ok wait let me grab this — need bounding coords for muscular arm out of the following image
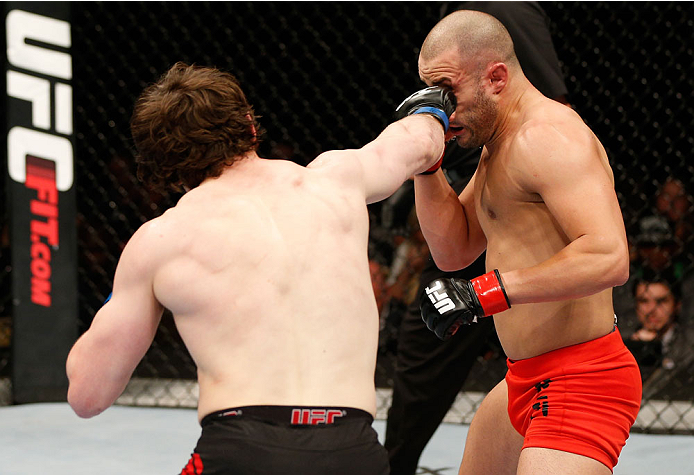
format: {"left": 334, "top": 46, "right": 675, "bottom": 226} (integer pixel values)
{"left": 501, "top": 123, "right": 629, "bottom": 304}
{"left": 66, "top": 222, "right": 164, "bottom": 418}
{"left": 308, "top": 114, "right": 445, "bottom": 204}
{"left": 413, "top": 170, "right": 487, "bottom": 271}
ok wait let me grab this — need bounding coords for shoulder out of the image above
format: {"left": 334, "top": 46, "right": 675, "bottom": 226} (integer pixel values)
{"left": 120, "top": 212, "right": 176, "bottom": 267}
{"left": 514, "top": 104, "right": 599, "bottom": 166}
{"left": 306, "top": 149, "right": 366, "bottom": 186}
{"left": 510, "top": 102, "right": 609, "bottom": 189}
{"left": 307, "top": 149, "right": 360, "bottom": 172}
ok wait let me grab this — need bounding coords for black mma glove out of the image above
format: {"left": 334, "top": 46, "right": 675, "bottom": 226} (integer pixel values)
{"left": 394, "top": 86, "right": 456, "bottom": 175}
{"left": 420, "top": 270, "right": 511, "bottom": 340}
{"left": 395, "top": 86, "right": 457, "bottom": 131}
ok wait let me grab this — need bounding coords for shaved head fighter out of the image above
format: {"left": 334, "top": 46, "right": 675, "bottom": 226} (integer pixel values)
{"left": 415, "top": 11, "right": 641, "bottom": 475}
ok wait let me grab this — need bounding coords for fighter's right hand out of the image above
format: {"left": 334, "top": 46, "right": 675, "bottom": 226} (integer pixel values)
{"left": 394, "top": 86, "right": 456, "bottom": 133}
{"left": 420, "top": 271, "right": 511, "bottom": 340}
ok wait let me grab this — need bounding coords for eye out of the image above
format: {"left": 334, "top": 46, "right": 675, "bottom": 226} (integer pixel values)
{"left": 432, "top": 79, "right": 452, "bottom": 91}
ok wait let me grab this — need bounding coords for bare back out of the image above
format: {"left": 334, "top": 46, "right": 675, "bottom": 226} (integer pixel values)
{"left": 469, "top": 93, "right": 623, "bottom": 359}
{"left": 151, "top": 159, "right": 379, "bottom": 420}
{"left": 65, "top": 113, "right": 444, "bottom": 421}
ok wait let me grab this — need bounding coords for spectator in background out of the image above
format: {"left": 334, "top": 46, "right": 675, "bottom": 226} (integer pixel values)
{"left": 384, "top": 210, "right": 430, "bottom": 313}
{"left": 656, "top": 177, "right": 694, "bottom": 246}
{"left": 384, "top": 2, "right": 571, "bottom": 474}
{"left": 634, "top": 215, "right": 680, "bottom": 274}
{"left": 614, "top": 176, "right": 694, "bottom": 333}
{"left": 635, "top": 177, "right": 693, "bottom": 277}
{"left": 627, "top": 268, "right": 681, "bottom": 370}
{"left": 377, "top": 208, "right": 431, "bottom": 354}
{"left": 369, "top": 256, "right": 389, "bottom": 317}
{"left": 625, "top": 268, "right": 694, "bottom": 400}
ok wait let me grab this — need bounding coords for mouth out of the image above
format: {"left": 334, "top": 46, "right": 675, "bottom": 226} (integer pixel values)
{"left": 446, "top": 125, "right": 466, "bottom": 143}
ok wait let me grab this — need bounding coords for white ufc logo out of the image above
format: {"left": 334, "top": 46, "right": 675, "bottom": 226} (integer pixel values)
{"left": 425, "top": 281, "right": 455, "bottom": 314}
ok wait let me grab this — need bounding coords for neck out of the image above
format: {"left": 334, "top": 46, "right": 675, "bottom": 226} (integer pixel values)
{"left": 485, "top": 76, "right": 537, "bottom": 153}
{"left": 197, "top": 150, "right": 261, "bottom": 187}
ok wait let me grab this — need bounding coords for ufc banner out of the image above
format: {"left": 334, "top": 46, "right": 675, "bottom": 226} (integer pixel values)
{"left": 4, "top": 2, "right": 77, "bottom": 402}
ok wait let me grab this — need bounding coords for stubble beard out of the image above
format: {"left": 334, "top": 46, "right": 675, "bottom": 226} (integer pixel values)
{"left": 456, "top": 87, "right": 498, "bottom": 149}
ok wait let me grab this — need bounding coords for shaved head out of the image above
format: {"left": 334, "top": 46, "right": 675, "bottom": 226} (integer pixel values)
{"left": 421, "top": 10, "right": 518, "bottom": 71}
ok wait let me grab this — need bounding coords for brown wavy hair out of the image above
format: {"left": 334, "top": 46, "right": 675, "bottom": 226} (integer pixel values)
{"left": 131, "top": 62, "right": 263, "bottom": 193}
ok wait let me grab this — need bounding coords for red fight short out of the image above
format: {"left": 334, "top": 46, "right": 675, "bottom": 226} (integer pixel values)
{"left": 505, "top": 327, "right": 642, "bottom": 471}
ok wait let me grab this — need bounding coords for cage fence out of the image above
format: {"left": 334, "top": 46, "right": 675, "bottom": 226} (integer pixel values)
{"left": 1, "top": 1, "right": 693, "bottom": 434}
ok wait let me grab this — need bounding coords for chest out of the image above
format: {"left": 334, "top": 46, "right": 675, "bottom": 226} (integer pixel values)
{"left": 472, "top": 150, "right": 544, "bottom": 232}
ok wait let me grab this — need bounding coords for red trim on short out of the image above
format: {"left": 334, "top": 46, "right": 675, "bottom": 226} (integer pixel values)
{"left": 180, "top": 453, "right": 204, "bottom": 474}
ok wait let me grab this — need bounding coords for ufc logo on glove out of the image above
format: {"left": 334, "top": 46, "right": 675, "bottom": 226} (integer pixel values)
{"left": 420, "top": 271, "right": 510, "bottom": 340}
{"left": 425, "top": 281, "right": 456, "bottom": 314}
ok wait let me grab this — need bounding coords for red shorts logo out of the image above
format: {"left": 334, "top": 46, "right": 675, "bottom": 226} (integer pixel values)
{"left": 290, "top": 408, "right": 345, "bottom": 425}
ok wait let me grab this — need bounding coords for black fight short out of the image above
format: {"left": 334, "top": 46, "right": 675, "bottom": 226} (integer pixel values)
{"left": 179, "top": 405, "right": 389, "bottom": 475}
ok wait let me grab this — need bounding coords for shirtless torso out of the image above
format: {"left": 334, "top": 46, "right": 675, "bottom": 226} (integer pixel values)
{"left": 416, "top": 42, "right": 627, "bottom": 359}
{"left": 153, "top": 158, "right": 380, "bottom": 420}
{"left": 470, "top": 93, "right": 621, "bottom": 359}
{"left": 66, "top": 112, "right": 446, "bottom": 422}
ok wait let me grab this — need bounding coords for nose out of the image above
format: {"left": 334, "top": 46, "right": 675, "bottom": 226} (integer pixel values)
{"left": 640, "top": 300, "right": 657, "bottom": 316}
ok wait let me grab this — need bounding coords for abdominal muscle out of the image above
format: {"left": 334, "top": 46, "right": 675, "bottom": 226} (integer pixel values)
{"left": 492, "top": 288, "right": 616, "bottom": 361}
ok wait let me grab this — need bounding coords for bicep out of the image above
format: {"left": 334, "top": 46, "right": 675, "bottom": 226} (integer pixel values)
{"left": 545, "top": 178, "right": 624, "bottom": 245}
{"left": 530, "top": 138, "right": 626, "bottom": 247}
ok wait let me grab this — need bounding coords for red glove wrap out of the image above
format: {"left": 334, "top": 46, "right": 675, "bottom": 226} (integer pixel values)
{"left": 471, "top": 269, "right": 511, "bottom": 316}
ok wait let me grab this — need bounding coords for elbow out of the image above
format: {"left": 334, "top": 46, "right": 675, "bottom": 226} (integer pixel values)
{"left": 68, "top": 392, "right": 106, "bottom": 419}
{"left": 613, "top": 258, "right": 630, "bottom": 288}
{"left": 435, "top": 260, "right": 463, "bottom": 273}
{"left": 606, "top": 248, "right": 630, "bottom": 288}
{"left": 430, "top": 251, "right": 470, "bottom": 273}
{"left": 430, "top": 251, "right": 456, "bottom": 272}
{"left": 71, "top": 406, "right": 101, "bottom": 419}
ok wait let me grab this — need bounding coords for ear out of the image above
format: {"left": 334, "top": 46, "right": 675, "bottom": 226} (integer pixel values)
{"left": 246, "top": 113, "right": 257, "bottom": 139}
{"left": 485, "top": 62, "right": 508, "bottom": 95}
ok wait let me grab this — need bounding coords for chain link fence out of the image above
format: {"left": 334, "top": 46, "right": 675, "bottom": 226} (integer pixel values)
{"left": 2, "top": 1, "right": 693, "bottom": 433}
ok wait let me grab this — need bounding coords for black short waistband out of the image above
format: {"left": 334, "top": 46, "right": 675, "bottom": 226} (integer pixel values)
{"left": 201, "top": 405, "right": 374, "bottom": 427}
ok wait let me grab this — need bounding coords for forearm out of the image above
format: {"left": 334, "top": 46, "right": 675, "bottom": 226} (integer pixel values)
{"left": 66, "top": 326, "right": 139, "bottom": 418}
{"left": 66, "top": 338, "right": 131, "bottom": 418}
{"left": 414, "top": 173, "right": 480, "bottom": 271}
{"left": 500, "top": 235, "right": 629, "bottom": 305}
{"left": 362, "top": 115, "right": 444, "bottom": 204}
